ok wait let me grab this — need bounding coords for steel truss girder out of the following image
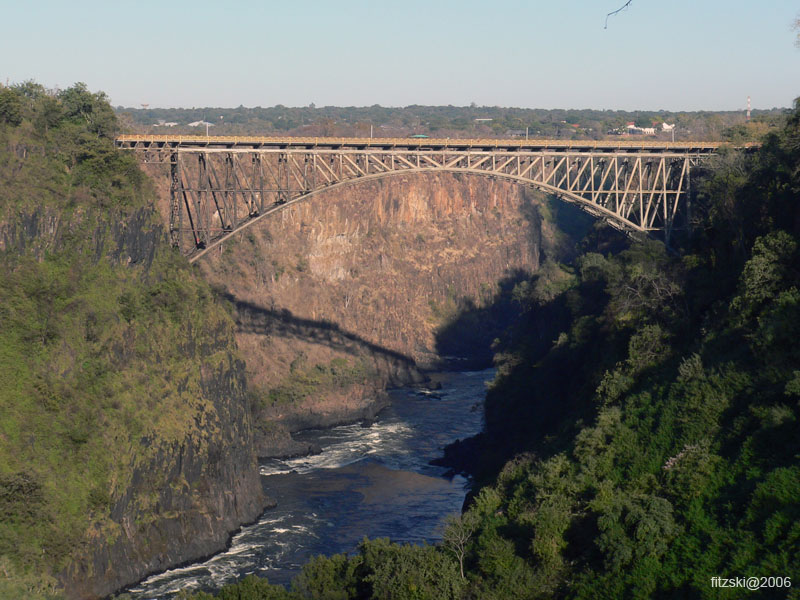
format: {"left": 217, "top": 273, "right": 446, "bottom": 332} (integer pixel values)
{"left": 161, "top": 148, "right": 699, "bottom": 261}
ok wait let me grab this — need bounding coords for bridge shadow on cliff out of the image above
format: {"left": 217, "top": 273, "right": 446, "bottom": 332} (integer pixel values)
{"left": 223, "top": 294, "right": 418, "bottom": 373}
{"left": 224, "top": 194, "right": 596, "bottom": 379}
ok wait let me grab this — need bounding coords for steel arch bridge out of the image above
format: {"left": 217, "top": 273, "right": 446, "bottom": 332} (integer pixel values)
{"left": 116, "top": 135, "right": 724, "bottom": 262}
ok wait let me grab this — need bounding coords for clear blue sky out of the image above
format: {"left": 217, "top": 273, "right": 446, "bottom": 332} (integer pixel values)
{"left": 1, "top": 0, "right": 798, "bottom": 110}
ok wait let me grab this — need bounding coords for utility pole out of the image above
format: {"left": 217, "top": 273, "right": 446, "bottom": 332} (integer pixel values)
{"left": 746, "top": 96, "right": 751, "bottom": 121}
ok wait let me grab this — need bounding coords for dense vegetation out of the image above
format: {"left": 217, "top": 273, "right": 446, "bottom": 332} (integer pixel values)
{"left": 0, "top": 83, "right": 247, "bottom": 598}
{"left": 178, "top": 101, "right": 800, "bottom": 599}
{"left": 3, "top": 80, "right": 798, "bottom": 598}
{"left": 117, "top": 104, "right": 784, "bottom": 142}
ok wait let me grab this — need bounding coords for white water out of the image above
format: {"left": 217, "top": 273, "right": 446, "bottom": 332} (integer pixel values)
{"left": 127, "top": 369, "right": 491, "bottom": 599}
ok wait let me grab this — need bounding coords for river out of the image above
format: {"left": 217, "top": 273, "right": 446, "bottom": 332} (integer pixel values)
{"left": 126, "top": 368, "right": 492, "bottom": 599}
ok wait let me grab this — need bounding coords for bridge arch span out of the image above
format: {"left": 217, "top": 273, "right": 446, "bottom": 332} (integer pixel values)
{"left": 117, "top": 135, "right": 717, "bottom": 260}
{"left": 188, "top": 167, "right": 641, "bottom": 263}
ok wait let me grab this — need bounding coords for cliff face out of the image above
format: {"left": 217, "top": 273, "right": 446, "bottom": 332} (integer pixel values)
{"left": 59, "top": 281, "right": 267, "bottom": 599}
{"left": 164, "top": 171, "right": 577, "bottom": 446}
{"left": 201, "top": 173, "right": 542, "bottom": 360}
{"left": 0, "top": 204, "right": 268, "bottom": 599}
{"left": 0, "top": 103, "right": 268, "bottom": 599}
{"left": 67, "top": 393, "right": 265, "bottom": 598}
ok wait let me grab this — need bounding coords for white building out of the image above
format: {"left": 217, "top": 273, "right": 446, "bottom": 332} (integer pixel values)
{"left": 626, "top": 123, "right": 656, "bottom": 135}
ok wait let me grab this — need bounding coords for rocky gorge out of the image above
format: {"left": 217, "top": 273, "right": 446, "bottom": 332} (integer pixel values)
{"left": 0, "top": 84, "right": 590, "bottom": 599}
{"left": 142, "top": 164, "right": 584, "bottom": 459}
{"left": 0, "top": 205, "right": 269, "bottom": 599}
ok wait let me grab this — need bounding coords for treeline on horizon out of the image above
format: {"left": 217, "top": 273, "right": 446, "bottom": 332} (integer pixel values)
{"left": 117, "top": 103, "right": 786, "bottom": 142}
{"left": 174, "top": 100, "right": 800, "bottom": 599}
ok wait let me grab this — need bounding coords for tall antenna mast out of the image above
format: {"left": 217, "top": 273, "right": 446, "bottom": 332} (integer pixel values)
{"left": 746, "top": 96, "right": 751, "bottom": 121}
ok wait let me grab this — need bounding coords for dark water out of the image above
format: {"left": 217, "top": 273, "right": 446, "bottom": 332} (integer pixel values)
{"left": 127, "top": 369, "right": 492, "bottom": 599}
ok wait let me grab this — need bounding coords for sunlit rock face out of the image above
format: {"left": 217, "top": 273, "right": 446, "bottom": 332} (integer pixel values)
{"left": 158, "top": 171, "right": 577, "bottom": 446}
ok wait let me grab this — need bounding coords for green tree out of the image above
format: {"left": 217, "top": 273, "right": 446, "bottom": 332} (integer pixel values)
{"left": 357, "top": 538, "right": 464, "bottom": 600}
{"left": 59, "top": 82, "right": 117, "bottom": 138}
{"left": 731, "top": 231, "right": 797, "bottom": 319}
{"left": 0, "top": 87, "right": 23, "bottom": 126}
{"left": 292, "top": 554, "right": 359, "bottom": 599}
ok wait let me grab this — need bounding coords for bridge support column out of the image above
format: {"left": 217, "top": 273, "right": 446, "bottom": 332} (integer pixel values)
{"left": 686, "top": 161, "right": 693, "bottom": 241}
{"left": 169, "top": 152, "right": 181, "bottom": 250}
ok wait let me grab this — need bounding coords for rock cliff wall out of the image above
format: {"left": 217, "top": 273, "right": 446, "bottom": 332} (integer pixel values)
{"left": 140, "top": 166, "right": 577, "bottom": 448}
{"left": 1, "top": 166, "right": 268, "bottom": 598}
{"left": 60, "top": 297, "right": 267, "bottom": 599}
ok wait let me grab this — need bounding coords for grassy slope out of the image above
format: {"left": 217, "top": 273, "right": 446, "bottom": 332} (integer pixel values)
{"left": 0, "top": 84, "right": 246, "bottom": 597}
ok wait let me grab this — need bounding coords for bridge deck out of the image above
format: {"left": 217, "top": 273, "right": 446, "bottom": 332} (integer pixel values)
{"left": 116, "top": 134, "right": 728, "bottom": 154}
